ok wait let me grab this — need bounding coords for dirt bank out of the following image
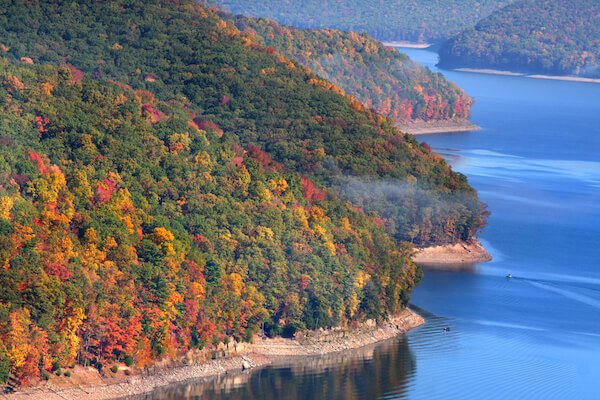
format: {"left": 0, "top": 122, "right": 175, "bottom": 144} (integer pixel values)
{"left": 382, "top": 41, "right": 431, "bottom": 49}
{"left": 413, "top": 240, "right": 491, "bottom": 267}
{"left": 454, "top": 68, "right": 600, "bottom": 84}
{"left": 251, "top": 309, "right": 424, "bottom": 357}
{"left": 6, "top": 310, "right": 423, "bottom": 400}
{"left": 527, "top": 74, "right": 600, "bottom": 84}
{"left": 400, "top": 118, "right": 481, "bottom": 135}
{"left": 454, "top": 68, "right": 524, "bottom": 76}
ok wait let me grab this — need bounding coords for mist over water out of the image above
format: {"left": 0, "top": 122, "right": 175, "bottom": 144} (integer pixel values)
{"left": 134, "top": 49, "right": 600, "bottom": 399}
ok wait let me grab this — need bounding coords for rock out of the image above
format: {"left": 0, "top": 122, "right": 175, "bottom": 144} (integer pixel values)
{"left": 241, "top": 360, "right": 252, "bottom": 370}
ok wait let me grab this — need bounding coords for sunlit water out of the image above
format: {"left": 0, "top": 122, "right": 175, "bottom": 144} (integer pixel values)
{"left": 130, "top": 49, "right": 600, "bottom": 399}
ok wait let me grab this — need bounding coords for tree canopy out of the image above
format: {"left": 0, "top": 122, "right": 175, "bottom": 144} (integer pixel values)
{"left": 229, "top": 14, "right": 473, "bottom": 124}
{"left": 0, "top": 0, "right": 487, "bottom": 384}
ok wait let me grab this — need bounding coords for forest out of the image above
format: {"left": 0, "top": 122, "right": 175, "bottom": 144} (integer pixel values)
{"left": 0, "top": 0, "right": 487, "bottom": 247}
{"left": 208, "top": 0, "right": 513, "bottom": 43}
{"left": 438, "top": 0, "right": 600, "bottom": 77}
{"left": 0, "top": 0, "right": 487, "bottom": 385}
{"left": 229, "top": 14, "right": 473, "bottom": 124}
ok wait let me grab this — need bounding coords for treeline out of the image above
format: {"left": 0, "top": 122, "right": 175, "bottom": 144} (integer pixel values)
{"left": 207, "top": 0, "right": 513, "bottom": 43}
{"left": 439, "top": 0, "right": 600, "bottom": 77}
{"left": 229, "top": 15, "right": 473, "bottom": 123}
{"left": 0, "top": 0, "right": 487, "bottom": 384}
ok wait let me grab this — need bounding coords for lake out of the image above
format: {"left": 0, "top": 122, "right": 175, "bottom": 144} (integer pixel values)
{"left": 132, "top": 48, "right": 600, "bottom": 399}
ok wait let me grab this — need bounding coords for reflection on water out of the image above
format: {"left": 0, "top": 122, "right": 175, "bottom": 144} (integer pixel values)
{"left": 417, "top": 262, "right": 478, "bottom": 272}
{"left": 127, "top": 334, "right": 418, "bottom": 400}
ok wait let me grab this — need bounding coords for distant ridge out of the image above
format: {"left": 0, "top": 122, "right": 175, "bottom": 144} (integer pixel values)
{"left": 439, "top": 0, "right": 600, "bottom": 78}
{"left": 207, "top": 0, "right": 514, "bottom": 43}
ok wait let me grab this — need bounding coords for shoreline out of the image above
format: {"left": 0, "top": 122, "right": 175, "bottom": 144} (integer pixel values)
{"left": 454, "top": 68, "right": 524, "bottom": 77}
{"left": 454, "top": 68, "right": 600, "bottom": 84}
{"left": 6, "top": 310, "right": 424, "bottom": 400}
{"left": 400, "top": 119, "right": 481, "bottom": 135}
{"left": 528, "top": 74, "right": 600, "bottom": 84}
{"left": 382, "top": 41, "right": 431, "bottom": 49}
{"left": 413, "top": 240, "right": 492, "bottom": 268}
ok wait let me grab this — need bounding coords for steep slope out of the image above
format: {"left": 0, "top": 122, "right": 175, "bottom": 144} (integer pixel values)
{"left": 0, "top": 62, "right": 420, "bottom": 384}
{"left": 0, "top": 0, "right": 487, "bottom": 247}
{"left": 208, "top": 0, "right": 514, "bottom": 43}
{"left": 439, "top": 0, "right": 600, "bottom": 78}
{"left": 0, "top": 0, "right": 487, "bottom": 385}
{"left": 229, "top": 14, "right": 473, "bottom": 125}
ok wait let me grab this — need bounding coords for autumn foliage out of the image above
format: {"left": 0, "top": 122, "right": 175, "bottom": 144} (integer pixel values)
{"left": 0, "top": 63, "right": 422, "bottom": 385}
{"left": 301, "top": 176, "right": 326, "bottom": 203}
{"left": 233, "top": 15, "right": 473, "bottom": 123}
{"left": 192, "top": 118, "right": 224, "bottom": 137}
{"left": 0, "top": 0, "right": 486, "bottom": 386}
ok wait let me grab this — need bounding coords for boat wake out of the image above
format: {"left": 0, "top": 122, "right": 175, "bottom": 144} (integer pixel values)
{"left": 526, "top": 280, "right": 600, "bottom": 310}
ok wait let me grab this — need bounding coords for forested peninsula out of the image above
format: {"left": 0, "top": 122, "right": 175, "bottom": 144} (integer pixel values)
{"left": 0, "top": 0, "right": 487, "bottom": 388}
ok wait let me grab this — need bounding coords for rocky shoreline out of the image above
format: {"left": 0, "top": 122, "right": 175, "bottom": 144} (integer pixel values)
{"left": 382, "top": 41, "right": 431, "bottom": 49}
{"left": 6, "top": 310, "right": 424, "bottom": 400}
{"left": 528, "top": 74, "right": 600, "bottom": 84}
{"left": 413, "top": 240, "right": 492, "bottom": 268}
{"left": 455, "top": 68, "right": 600, "bottom": 84}
{"left": 400, "top": 118, "right": 481, "bottom": 135}
{"left": 454, "top": 67, "right": 523, "bottom": 76}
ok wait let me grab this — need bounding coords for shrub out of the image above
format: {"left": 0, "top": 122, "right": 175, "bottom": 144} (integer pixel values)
{"left": 124, "top": 356, "right": 134, "bottom": 367}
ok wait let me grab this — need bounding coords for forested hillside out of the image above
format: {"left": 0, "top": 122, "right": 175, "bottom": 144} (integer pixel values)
{"left": 439, "top": 0, "right": 600, "bottom": 77}
{"left": 0, "top": 0, "right": 487, "bottom": 247}
{"left": 208, "top": 0, "right": 513, "bottom": 43}
{"left": 0, "top": 62, "right": 421, "bottom": 384}
{"left": 229, "top": 15, "right": 473, "bottom": 124}
{"left": 0, "top": 0, "right": 486, "bottom": 384}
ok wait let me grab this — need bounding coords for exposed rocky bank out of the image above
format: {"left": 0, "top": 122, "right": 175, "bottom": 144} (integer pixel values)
{"left": 413, "top": 240, "right": 492, "bottom": 267}
{"left": 6, "top": 310, "right": 424, "bottom": 400}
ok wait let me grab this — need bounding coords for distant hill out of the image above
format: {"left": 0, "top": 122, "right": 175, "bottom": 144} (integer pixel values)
{"left": 229, "top": 14, "right": 473, "bottom": 124}
{"left": 439, "top": 0, "right": 600, "bottom": 78}
{"left": 207, "top": 0, "right": 513, "bottom": 43}
{"left": 0, "top": 0, "right": 486, "bottom": 384}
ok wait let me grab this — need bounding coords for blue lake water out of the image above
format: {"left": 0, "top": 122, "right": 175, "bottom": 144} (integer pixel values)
{"left": 134, "top": 49, "right": 600, "bottom": 399}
